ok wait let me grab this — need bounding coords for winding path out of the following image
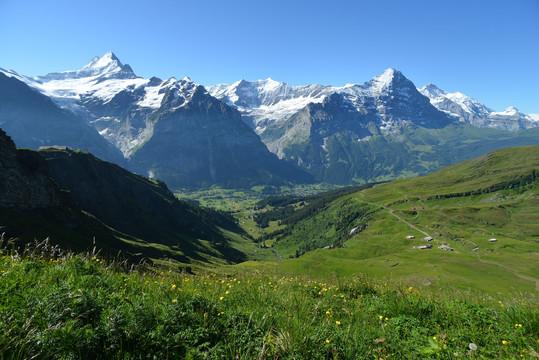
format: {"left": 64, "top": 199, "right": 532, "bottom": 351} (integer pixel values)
{"left": 358, "top": 194, "right": 538, "bottom": 292}
{"left": 359, "top": 199, "right": 431, "bottom": 237}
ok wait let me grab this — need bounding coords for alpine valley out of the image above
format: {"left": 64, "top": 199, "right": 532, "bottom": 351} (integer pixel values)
{"left": 1, "top": 52, "right": 538, "bottom": 188}
{"left": 1, "top": 52, "right": 539, "bottom": 359}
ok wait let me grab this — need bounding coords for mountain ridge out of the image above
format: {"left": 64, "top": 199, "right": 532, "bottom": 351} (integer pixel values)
{"left": 2, "top": 52, "right": 538, "bottom": 188}
{"left": 1, "top": 54, "right": 312, "bottom": 188}
{"left": 209, "top": 68, "right": 538, "bottom": 133}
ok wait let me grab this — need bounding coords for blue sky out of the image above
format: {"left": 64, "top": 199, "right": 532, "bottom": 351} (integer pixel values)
{"left": 1, "top": 0, "right": 538, "bottom": 113}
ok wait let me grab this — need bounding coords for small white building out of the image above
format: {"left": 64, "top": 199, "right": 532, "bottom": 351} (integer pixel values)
{"left": 488, "top": 238, "right": 497, "bottom": 242}
{"left": 424, "top": 236, "right": 434, "bottom": 241}
{"left": 406, "top": 235, "right": 415, "bottom": 239}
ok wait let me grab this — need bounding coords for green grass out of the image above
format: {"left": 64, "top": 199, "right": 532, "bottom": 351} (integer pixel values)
{"left": 1, "top": 239, "right": 538, "bottom": 359}
{"left": 253, "top": 146, "right": 539, "bottom": 296}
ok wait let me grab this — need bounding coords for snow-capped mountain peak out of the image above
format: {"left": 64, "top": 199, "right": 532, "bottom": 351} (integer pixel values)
{"left": 419, "top": 84, "right": 537, "bottom": 130}
{"left": 420, "top": 83, "right": 446, "bottom": 98}
{"left": 372, "top": 67, "right": 401, "bottom": 83}
{"left": 82, "top": 51, "right": 122, "bottom": 70}
{"left": 491, "top": 106, "right": 522, "bottom": 117}
{"left": 374, "top": 68, "right": 401, "bottom": 83}
{"left": 40, "top": 52, "right": 137, "bottom": 82}
{"left": 419, "top": 83, "right": 492, "bottom": 117}
{"left": 366, "top": 68, "right": 415, "bottom": 97}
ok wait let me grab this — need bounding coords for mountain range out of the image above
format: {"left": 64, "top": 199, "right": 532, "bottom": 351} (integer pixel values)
{"left": 209, "top": 68, "right": 538, "bottom": 183}
{"left": 209, "top": 70, "right": 538, "bottom": 134}
{"left": 1, "top": 52, "right": 537, "bottom": 187}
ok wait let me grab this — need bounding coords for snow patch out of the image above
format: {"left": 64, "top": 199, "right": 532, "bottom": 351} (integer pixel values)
{"left": 137, "top": 81, "right": 166, "bottom": 108}
{"left": 491, "top": 106, "right": 520, "bottom": 117}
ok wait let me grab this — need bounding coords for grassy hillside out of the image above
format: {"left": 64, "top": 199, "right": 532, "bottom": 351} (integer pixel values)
{"left": 1, "top": 241, "right": 537, "bottom": 359}
{"left": 1, "top": 148, "right": 254, "bottom": 268}
{"left": 257, "top": 145, "right": 538, "bottom": 296}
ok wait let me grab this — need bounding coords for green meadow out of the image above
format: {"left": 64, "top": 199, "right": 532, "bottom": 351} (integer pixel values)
{"left": 1, "top": 240, "right": 537, "bottom": 359}
{"left": 257, "top": 146, "right": 539, "bottom": 297}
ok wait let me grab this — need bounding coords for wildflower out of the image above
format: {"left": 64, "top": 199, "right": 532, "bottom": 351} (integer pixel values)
{"left": 408, "top": 286, "right": 413, "bottom": 292}
{"left": 171, "top": 284, "right": 177, "bottom": 289}
{"left": 336, "top": 321, "right": 341, "bottom": 325}
{"left": 219, "top": 296, "right": 224, "bottom": 300}
{"left": 385, "top": 317, "right": 388, "bottom": 321}
{"left": 326, "top": 311, "right": 331, "bottom": 316}
{"left": 502, "top": 340, "right": 509, "bottom": 345}
{"left": 172, "top": 299, "right": 178, "bottom": 303}
{"left": 325, "top": 339, "right": 330, "bottom": 344}
{"left": 469, "top": 343, "right": 477, "bottom": 351}
{"left": 379, "top": 315, "right": 383, "bottom": 320}
{"left": 225, "top": 291, "right": 230, "bottom": 295}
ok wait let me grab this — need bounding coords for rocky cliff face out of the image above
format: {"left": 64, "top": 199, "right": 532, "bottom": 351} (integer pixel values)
{"left": 128, "top": 86, "right": 312, "bottom": 187}
{"left": 0, "top": 128, "right": 63, "bottom": 210}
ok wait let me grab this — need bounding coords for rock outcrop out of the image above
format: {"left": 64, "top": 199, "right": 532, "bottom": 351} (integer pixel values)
{"left": 0, "top": 128, "right": 63, "bottom": 210}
